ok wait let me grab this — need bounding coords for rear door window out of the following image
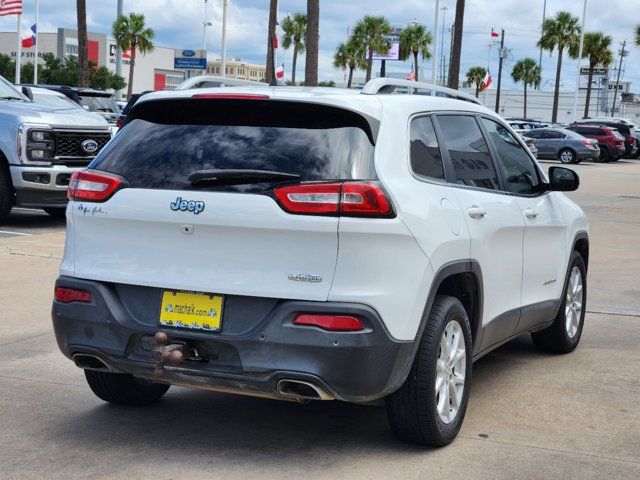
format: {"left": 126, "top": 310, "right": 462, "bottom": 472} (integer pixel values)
{"left": 436, "top": 115, "right": 499, "bottom": 190}
{"left": 409, "top": 116, "right": 445, "bottom": 181}
{"left": 92, "top": 99, "right": 377, "bottom": 192}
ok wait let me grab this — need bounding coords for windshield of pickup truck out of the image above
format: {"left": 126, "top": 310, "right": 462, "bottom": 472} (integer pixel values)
{"left": 32, "top": 92, "right": 82, "bottom": 110}
{"left": 0, "top": 75, "right": 27, "bottom": 101}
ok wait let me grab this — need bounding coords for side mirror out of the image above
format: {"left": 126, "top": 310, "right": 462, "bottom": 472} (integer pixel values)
{"left": 548, "top": 166, "right": 579, "bottom": 192}
{"left": 82, "top": 104, "right": 90, "bottom": 111}
{"left": 21, "top": 86, "right": 33, "bottom": 101}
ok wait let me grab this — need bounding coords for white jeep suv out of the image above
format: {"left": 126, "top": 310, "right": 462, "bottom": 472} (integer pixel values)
{"left": 52, "top": 79, "right": 588, "bottom": 446}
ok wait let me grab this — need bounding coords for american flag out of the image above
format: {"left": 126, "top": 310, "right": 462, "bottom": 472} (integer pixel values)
{"left": 0, "top": 0, "right": 22, "bottom": 16}
{"left": 407, "top": 69, "right": 416, "bottom": 81}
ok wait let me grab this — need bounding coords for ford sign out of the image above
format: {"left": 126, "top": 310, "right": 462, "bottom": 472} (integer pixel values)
{"left": 182, "top": 49, "right": 196, "bottom": 57}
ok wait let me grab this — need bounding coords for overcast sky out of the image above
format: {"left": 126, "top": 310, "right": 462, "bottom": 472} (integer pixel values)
{"left": 1, "top": 0, "right": 638, "bottom": 90}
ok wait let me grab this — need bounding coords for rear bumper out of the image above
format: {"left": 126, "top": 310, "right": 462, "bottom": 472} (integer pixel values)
{"left": 52, "top": 276, "right": 414, "bottom": 403}
{"left": 576, "top": 147, "right": 600, "bottom": 160}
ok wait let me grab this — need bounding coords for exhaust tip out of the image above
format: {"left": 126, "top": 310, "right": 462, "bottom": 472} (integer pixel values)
{"left": 277, "top": 379, "right": 333, "bottom": 401}
{"left": 73, "top": 354, "right": 111, "bottom": 371}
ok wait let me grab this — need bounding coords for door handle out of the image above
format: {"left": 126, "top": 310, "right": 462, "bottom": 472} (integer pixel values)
{"left": 467, "top": 206, "right": 487, "bottom": 219}
{"left": 524, "top": 208, "right": 539, "bottom": 219}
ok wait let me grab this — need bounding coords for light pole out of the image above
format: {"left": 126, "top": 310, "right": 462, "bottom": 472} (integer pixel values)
{"left": 221, "top": 0, "right": 228, "bottom": 78}
{"left": 572, "top": 0, "right": 587, "bottom": 122}
{"left": 538, "top": 0, "right": 546, "bottom": 79}
{"left": 431, "top": 0, "right": 440, "bottom": 85}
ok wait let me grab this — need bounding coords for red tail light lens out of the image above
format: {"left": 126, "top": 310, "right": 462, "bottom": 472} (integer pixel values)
{"left": 274, "top": 182, "right": 393, "bottom": 217}
{"left": 293, "top": 314, "right": 364, "bottom": 331}
{"left": 55, "top": 287, "right": 93, "bottom": 304}
{"left": 115, "top": 118, "right": 123, "bottom": 128}
{"left": 68, "top": 170, "right": 123, "bottom": 202}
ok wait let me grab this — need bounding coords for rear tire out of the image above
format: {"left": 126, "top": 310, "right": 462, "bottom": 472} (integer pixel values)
{"left": 386, "top": 295, "right": 473, "bottom": 447}
{"left": 43, "top": 207, "right": 67, "bottom": 218}
{"left": 531, "top": 251, "right": 586, "bottom": 354}
{"left": 559, "top": 148, "right": 576, "bottom": 164}
{"left": 598, "top": 147, "right": 610, "bottom": 163}
{"left": 84, "top": 370, "right": 170, "bottom": 406}
{"left": 0, "top": 162, "right": 13, "bottom": 224}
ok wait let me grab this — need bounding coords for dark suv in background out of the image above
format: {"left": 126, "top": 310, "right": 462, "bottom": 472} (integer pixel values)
{"left": 566, "top": 124, "right": 626, "bottom": 162}
{"left": 24, "top": 85, "right": 121, "bottom": 127}
{"left": 573, "top": 119, "right": 639, "bottom": 158}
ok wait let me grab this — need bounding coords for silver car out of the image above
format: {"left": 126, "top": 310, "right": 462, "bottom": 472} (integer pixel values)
{"left": 523, "top": 128, "right": 599, "bottom": 164}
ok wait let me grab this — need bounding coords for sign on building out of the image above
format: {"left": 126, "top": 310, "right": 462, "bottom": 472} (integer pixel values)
{"left": 579, "top": 67, "right": 609, "bottom": 90}
{"left": 174, "top": 57, "right": 207, "bottom": 69}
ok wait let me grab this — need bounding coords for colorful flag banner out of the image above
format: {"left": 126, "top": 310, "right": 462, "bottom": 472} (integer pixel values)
{"left": 0, "top": 0, "right": 22, "bottom": 16}
{"left": 21, "top": 23, "right": 36, "bottom": 48}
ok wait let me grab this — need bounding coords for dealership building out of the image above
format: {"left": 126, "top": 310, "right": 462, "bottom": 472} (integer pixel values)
{"left": 0, "top": 28, "right": 213, "bottom": 97}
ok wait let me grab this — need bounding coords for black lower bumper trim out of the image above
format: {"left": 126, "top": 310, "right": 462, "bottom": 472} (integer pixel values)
{"left": 15, "top": 187, "right": 68, "bottom": 208}
{"left": 52, "top": 276, "right": 414, "bottom": 402}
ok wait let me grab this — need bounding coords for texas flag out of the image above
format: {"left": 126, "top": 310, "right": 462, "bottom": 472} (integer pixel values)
{"left": 491, "top": 29, "right": 499, "bottom": 38}
{"left": 275, "top": 64, "right": 285, "bottom": 80}
{"left": 483, "top": 69, "right": 492, "bottom": 90}
{"left": 21, "top": 23, "right": 36, "bottom": 48}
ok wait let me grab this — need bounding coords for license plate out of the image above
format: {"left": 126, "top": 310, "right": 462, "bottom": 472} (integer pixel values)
{"left": 160, "top": 290, "right": 224, "bottom": 332}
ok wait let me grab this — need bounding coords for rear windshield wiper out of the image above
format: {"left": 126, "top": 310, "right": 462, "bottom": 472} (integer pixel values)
{"left": 189, "top": 169, "right": 300, "bottom": 187}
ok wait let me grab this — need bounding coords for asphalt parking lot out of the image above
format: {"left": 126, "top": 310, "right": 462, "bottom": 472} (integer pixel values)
{"left": 1, "top": 160, "right": 639, "bottom": 479}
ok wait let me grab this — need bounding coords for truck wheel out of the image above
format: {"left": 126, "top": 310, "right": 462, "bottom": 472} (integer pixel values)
{"left": 531, "top": 251, "right": 587, "bottom": 354}
{"left": 84, "top": 370, "right": 170, "bottom": 406}
{"left": 559, "top": 149, "right": 576, "bottom": 164}
{"left": 386, "top": 295, "right": 472, "bottom": 446}
{"left": 0, "top": 163, "right": 13, "bottom": 224}
{"left": 43, "top": 207, "right": 67, "bottom": 219}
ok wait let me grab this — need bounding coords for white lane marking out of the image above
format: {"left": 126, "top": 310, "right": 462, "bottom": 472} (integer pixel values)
{"left": 0, "top": 230, "right": 31, "bottom": 237}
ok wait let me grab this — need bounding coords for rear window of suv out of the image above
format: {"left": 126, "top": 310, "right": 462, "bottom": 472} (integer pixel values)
{"left": 91, "top": 99, "right": 377, "bottom": 192}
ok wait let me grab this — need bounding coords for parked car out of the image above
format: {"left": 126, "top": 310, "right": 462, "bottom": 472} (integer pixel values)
{"left": 23, "top": 85, "right": 121, "bottom": 127}
{"left": 566, "top": 124, "right": 626, "bottom": 162}
{"left": 0, "top": 75, "right": 111, "bottom": 222}
{"left": 115, "top": 90, "right": 152, "bottom": 128}
{"left": 52, "top": 78, "right": 589, "bottom": 447}
{"left": 22, "top": 86, "right": 83, "bottom": 111}
{"left": 519, "top": 134, "right": 538, "bottom": 158}
{"left": 574, "top": 119, "right": 639, "bottom": 158}
{"left": 523, "top": 128, "right": 599, "bottom": 164}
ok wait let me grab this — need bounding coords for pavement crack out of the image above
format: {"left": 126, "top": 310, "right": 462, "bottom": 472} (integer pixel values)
{"left": 463, "top": 435, "right": 640, "bottom": 465}
{"left": 0, "top": 331, "right": 52, "bottom": 347}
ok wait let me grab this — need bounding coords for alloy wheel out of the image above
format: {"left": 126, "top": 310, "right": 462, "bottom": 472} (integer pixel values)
{"left": 560, "top": 150, "right": 574, "bottom": 164}
{"left": 565, "top": 266, "right": 583, "bottom": 338}
{"left": 435, "top": 320, "right": 466, "bottom": 424}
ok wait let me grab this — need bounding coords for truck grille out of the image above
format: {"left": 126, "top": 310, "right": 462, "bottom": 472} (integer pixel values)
{"left": 52, "top": 131, "right": 111, "bottom": 166}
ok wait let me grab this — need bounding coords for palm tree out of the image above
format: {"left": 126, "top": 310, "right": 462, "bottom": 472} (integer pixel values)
{"left": 635, "top": 24, "right": 640, "bottom": 46}
{"left": 265, "top": 0, "right": 278, "bottom": 83}
{"left": 572, "top": 32, "right": 613, "bottom": 119}
{"left": 511, "top": 58, "right": 541, "bottom": 118}
{"left": 399, "top": 23, "right": 432, "bottom": 82}
{"left": 333, "top": 37, "right": 367, "bottom": 88}
{"left": 112, "top": 13, "right": 154, "bottom": 100}
{"left": 305, "top": 0, "right": 319, "bottom": 86}
{"left": 447, "top": 0, "right": 466, "bottom": 89}
{"left": 353, "top": 15, "right": 391, "bottom": 82}
{"left": 281, "top": 13, "right": 307, "bottom": 85}
{"left": 76, "top": 0, "right": 89, "bottom": 87}
{"left": 466, "top": 66, "right": 486, "bottom": 98}
{"left": 537, "top": 11, "right": 581, "bottom": 123}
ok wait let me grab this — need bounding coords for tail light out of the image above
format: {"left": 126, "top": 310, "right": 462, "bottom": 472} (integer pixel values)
{"left": 580, "top": 140, "right": 594, "bottom": 148}
{"left": 274, "top": 182, "right": 393, "bottom": 217}
{"left": 68, "top": 170, "right": 123, "bottom": 202}
{"left": 115, "top": 117, "right": 124, "bottom": 128}
{"left": 55, "top": 287, "right": 93, "bottom": 304}
{"left": 292, "top": 314, "right": 364, "bottom": 331}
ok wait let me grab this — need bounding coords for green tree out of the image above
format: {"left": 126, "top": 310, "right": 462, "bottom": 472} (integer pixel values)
{"left": 318, "top": 80, "right": 335, "bottom": 87}
{"left": 112, "top": 13, "right": 154, "bottom": 99}
{"left": 40, "top": 53, "right": 79, "bottom": 86}
{"left": 511, "top": 58, "right": 541, "bottom": 118}
{"left": 0, "top": 54, "right": 16, "bottom": 82}
{"left": 537, "top": 11, "right": 581, "bottom": 123}
{"left": 465, "top": 66, "right": 486, "bottom": 97}
{"left": 90, "top": 66, "right": 126, "bottom": 91}
{"left": 399, "top": 23, "right": 432, "bottom": 82}
{"left": 281, "top": 13, "right": 307, "bottom": 85}
{"left": 333, "top": 37, "right": 367, "bottom": 88}
{"left": 353, "top": 15, "right": 391, "bottom": 82}
{"left": 305, "top": 0, "right": 319, "bottom": 86}
{"left": 572, "top": 32, "right": 613, "bottom": 119}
